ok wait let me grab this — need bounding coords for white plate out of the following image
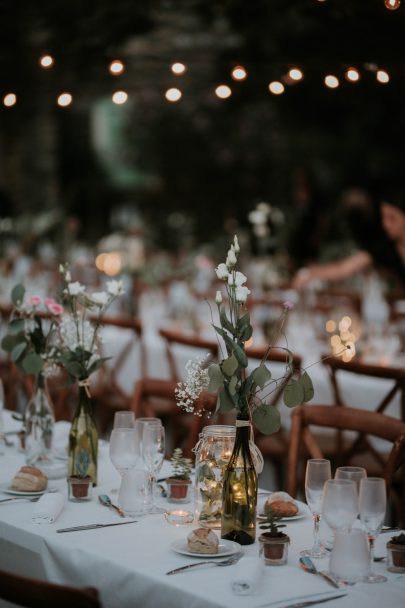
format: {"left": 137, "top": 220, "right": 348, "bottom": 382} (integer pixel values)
{"left": 171, "top": 538, "right": 241, "bottom": 558}
{"left": 257, "top": 499, "right": 309, "bottom": 522}
{"left": 0, "top": 482, "right": 48, "bottom": 497}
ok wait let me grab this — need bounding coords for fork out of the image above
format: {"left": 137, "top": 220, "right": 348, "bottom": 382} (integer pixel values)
{"left": 0, "top": 496, "right": 41, "bottom": 504}
{"left": 166, "top": 553, "right": 242, "bottom": 575}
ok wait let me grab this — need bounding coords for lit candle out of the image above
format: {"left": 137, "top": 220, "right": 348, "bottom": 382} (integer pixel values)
{"left": 164, "top": 509, "right": 194, "bottom": 526}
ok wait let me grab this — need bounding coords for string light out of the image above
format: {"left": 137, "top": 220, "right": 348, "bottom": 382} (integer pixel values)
{"left": 165, "top": 87, "right": 182, "bottom": 102}
{"left": 231, "top": 66, "right": 247, "bottom": 81}
{"left": 324, "top": 75, "right": 339, "bottom": 89}
{"left": 288, "top": 68, "right": 303, "bottom": 81}
{"left": 345, "top": 67, "right": 360, "bottom": 82}
{"left": 171, "top": 62, "right": 186, "bottom": 75}
{"left": 57, "top": 93, "right": 72, "bottom": 107}
{"left": 3, "top": 93, "right": 16, "bottom": 107}
{"left": 215, "top": 85, "right": 232, "bottom": 99}
{"left": 385, "top": 0, "right": 401, "bottom": 10}
{"left": 112, "top": 90, "right": 128, "bottom": 104}
{"left": 109, "top": 60, "right": 125, "bottom": 75}
{"left": 39, "top": 54, "right": 54, "bottom": 69}
{"left": 376, "top": 69, "right": 390, "bottom": 83}
{"left": 268, "top": 81, "right": 284, "bottom": 95}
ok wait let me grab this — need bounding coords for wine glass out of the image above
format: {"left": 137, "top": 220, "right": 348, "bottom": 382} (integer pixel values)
{"left": 141, "top": 424, "right": 165, "bottom": 513}
{"left": 359, "top": 477, "right": 387, "bottom": 583}
{"left": 109, "top": 428, "right": 139, "bottom": 493}
{"left": 301, "top": 458, "right": 332, "bottom": 557}
{"left": 322, "top": 479, "right": 358, "bottom": 534}
{"left": 113, "top": 411, "right": 135, "bottom": 429}
{"left": 335, "top": 466, "right": 367, "bottom": 492}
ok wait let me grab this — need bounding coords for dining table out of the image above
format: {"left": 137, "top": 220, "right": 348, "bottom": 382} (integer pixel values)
{"left": 0, "top": 412, "right": 404, "bottom": 608}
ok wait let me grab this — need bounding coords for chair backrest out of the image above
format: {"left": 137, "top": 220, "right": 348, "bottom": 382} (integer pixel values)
{"left": 287, "top": 404, "right": 405, "bottom": 501}
{"left": 0, "top": 569, "right": 101, "bottom": 608}
{"left": 158, "top": 328, "right": 219, "bottom": 382}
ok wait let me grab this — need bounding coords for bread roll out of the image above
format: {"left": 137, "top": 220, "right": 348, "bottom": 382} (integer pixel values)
{"left": 187, "top": 528, "right": 219, "bottom": 554}
{"left": 264, "top": 491, "right": 298, "bottom": 517}
{"left": 11, "top": 466, "right": 48, "bottom": 492}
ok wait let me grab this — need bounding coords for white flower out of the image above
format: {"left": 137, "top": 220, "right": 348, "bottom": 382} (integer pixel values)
{"left": 106, "top": 279, "right": 124, "bottom": 296}
{"left": 233, "top": 235, "right": 240, "bottom": 253}
{"left": 235, "top": 285, "right": 251, "bottom": 303}
{"left": 175, "top": 357, "right": 210, "bottom": 414}
{"left": 215, "top": 263, "right": 229, "bottom": 280}
{"left": 67, "top": 281, "right": 85, "bottom": 296}
{"left": 215, "top": 290, "right": 223, "bottom": 304}
{"left": 228, "top": 271, "right": 247, "bottom": 287}
{"left": 226, "top": 249, "right": 237, "bottom": 268}
{"left": 91, "top": 291, "right": 109, "bottom": 307}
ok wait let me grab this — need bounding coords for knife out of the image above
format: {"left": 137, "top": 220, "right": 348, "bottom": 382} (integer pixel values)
{"left": 56, "top": 520, "right": 138, "bottom": 533}
{"left": 280, "top": 593, "right": 346, "bottom": 608}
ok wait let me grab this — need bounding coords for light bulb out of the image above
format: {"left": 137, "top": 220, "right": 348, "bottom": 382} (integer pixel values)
{"left": 231, "top": 66, "right": 247, "bottom": 81}
{"left": 268, "top": 81, "right": 284, "bottom": 95}
{"left": 57, "top": 93, "right": 72, "bottom": 107}
{"left": 324, "top": 75, "right": 339, "bottom": 89}
{"left": 3, "top": 93, "right": 16, "bottom": 107}
{"left": 289, "top": 68, "right": 303, "bottom": 81}
{"left": 112, "top": 91, "right": 128, "bottom": 104}
{"left": 215, "top": 85, "right": 232, "bottom": 99}
{"left": 109, "top": 60, "right": 125, "bottom": 75}
{"left": 385, "top": 0, "right": 401, "bottom": 10}
{"left": 165, "top": 88, "right": 182, "bottom": 102}
{"left": 376, "top": 70, "right": 390, "bottom": 83}
{"left": 39, "top": 54, "right": 54, "bottom": 69}
{"left": 345, "top": 67, "right": 360, "bottom": 82}
{"left": 171, "top": 62, "right": 186, "bottom": 75}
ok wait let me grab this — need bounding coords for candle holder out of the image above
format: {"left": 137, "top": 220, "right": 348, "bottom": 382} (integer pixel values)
{"left": 164, "top": 509, "right": 194, "bottom": 526}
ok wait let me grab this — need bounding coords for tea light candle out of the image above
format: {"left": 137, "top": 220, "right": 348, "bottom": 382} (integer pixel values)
{"left": 164, "top": 509, "right": 194, "bottom": 526}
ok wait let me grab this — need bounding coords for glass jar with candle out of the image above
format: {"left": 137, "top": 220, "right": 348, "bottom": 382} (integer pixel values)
{"left": 194, "top": 425, "right": 263, "bottom": 529}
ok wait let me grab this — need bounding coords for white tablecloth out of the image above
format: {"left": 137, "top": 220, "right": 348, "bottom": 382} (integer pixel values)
{"left": 0, "top": 413, "right": 404, "bottom": 608}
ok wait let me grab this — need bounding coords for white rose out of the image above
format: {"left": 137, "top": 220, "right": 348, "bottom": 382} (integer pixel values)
{"left": 67, "top": 281, "right": 85, "bottom": 296}
{"left": 215, "top": 290, "right": 223, "bottom": 304}
{"left": 226, "top": 249, "right": 237, "bottom": 267}
{"left": 235, "top": 285, "right": 251, "bottom": 303}
{"left": 215, "top": 263, "right": 229, "bottom": 280}
{"left": 233, "top": 235, "right": 240, "bottom": 253}
{"left": 91, "top": 291, "right": 109, "bottom": 306}
{"left": 106, "top": 279, "right": 124, "bottom": 296}
{"left": 228, "top": 271, "right": 247, "bottom": 287}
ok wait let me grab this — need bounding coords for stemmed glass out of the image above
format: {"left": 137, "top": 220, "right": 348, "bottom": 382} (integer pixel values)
{"left": 359, "top": 477, "right": 387, "bottom": 583}
{"left": 301, "top": 459, "right": 332, "bottom": 557}
{"left": 322, "top": 479, "right": 358, "bottom": 534}
{"left": 113, "top": 411, "right": 135, "bottom": 430}
{"left": 109, "top": 428, "right": 139, "bottom": 493}
{"left": 142, "top": 424, "right": 165, "bottom": 513}
{"left": 335, "top": 466, "right": 367, "bottom": 492}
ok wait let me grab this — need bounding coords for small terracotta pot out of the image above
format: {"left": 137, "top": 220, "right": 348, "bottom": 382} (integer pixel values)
{"left": 166, "top": 478, "right": 192, "bottom": 503}
{"left": 67, "top": 475, "right": 92, "bottom": 501}
{"left": 387, "top": 542, "right": 405, "bottom": 572}
{"left": 259, "top": 532, "right": 290, "bottom": 565}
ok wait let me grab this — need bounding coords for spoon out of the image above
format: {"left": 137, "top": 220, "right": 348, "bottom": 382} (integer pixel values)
{"left": 299, "top": 557, "right": 342, "bottom": 589}
{"left": 98, "top": 494, "right": 125, "bottom": 517}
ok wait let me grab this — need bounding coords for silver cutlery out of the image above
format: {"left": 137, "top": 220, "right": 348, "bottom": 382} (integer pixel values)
{"left": 166, "top": 553, "right": 242, "bottom": 575}
{"left": 280, "top": 593, "right": 347, "bottom": 608}
{"left": 98, "top": 494, "right": 125, "bottom": 517}
{"left": 0, "top": 496, "right": 41, "bottom": 504}
{"left": 56, "top": 520, "right": 138, "bottom": 533}
{"left": 299, "top": 557, "right": 342, "bottom": 589}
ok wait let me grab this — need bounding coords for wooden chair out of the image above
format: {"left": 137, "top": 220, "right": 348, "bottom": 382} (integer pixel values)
{"left": 158, "top": 327, "right": 219, "bottom": 382}
{"left": 0, "top": 569, "right": 101, "bottom": 608}
{"left": 286, "top": 404, "right": 405, "bottom": 524}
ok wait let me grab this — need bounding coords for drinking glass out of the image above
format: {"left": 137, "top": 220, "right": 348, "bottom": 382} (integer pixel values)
{"left": 322, "top": 479, "right": 358, "bottom": 533}
{"left": 113, "top": 411, "right": 135, "bottom": 429}
{"left": 109, "top": 428, "right": 139, "bottom": 492}
{"left": 335, "top": 466, "right": 367, "bottom": 492}
{"left": 359, "top": 477, "right": 387, "bottom": 583}
{"left": 329, "top": 529, "right": 370, "bottom": 584}
{"left": 142, "top": 424, "right": 165, "bottom": 513}
{"left": 301, "top": 459, "right": 331, "bottom": 557}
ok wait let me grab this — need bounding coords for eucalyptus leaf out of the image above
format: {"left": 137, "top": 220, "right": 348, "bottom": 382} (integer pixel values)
{"left": 219, "top": 307, "right": 235, "bottom": 336}
{"left": 229, "top": 375, "right": 238, "bottom": 395}
{"left": 1, "top": 334, "right": 22, "bottom": 352}
{"left": 300, "top": 371, "right": 314, "bottom": 402}
{"left": 283, "top": 380, "right": 304, "bottom": 408}
{"left": 241, "top": 375, "right": 256, "bottom": 398}
{"left": 8, "top": 319, "right": 25, "bottom": 335}
{"left": 208, "top": 364, "right": 224, "bottom": 392}
{"left": 239, "top": 324, "right": 253, "bottom": 342}
{"left": 87, "top": 356, "right": 111, "bottom": 376}
{"left": 216, "top": 387, "right": 235, "bottom": 413}
{"left": 221, "top": 353, "right": 238, "bottom": 377}
{"left": 252, "top": 364, "right": 272, "bottom": 389}
{"left": 63, "top": 361, "right": 85, "bottom": 378}
{"left": 252, "top": 404, "right": 281, "bottom": 435}
{"left": 11, "top": 284, "right": 25, "bottom": 306}
{"left": 22, "top": 352, "right": 44, "bottom": 374}
{"left": 11, "top": 341, "right": 27, "bottom": 362}
{"left": 237, "top": 312, "right": 250, "bottom": 329}
{"left": 232, "top": 342, "right": 248, "bottom": 368}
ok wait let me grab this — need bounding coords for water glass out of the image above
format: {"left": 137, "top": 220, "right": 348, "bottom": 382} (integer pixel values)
{"left": 142, "top": 424, "right": 165, "bottom": 513}
{"left": 359, "top": 477, "right": 387, "bottom": 583}
{"left": 329, "top": 529, "right": 370, "bottom": 583}
{"left": 113, "top": 411, "right": 135, "bottom": 429}
{"left": 0, "top": 379, "right": 5, "bottom": 455}
{"left": 109, "top": 428, "right": 139, "bottom": 476}
{"left": 322, "top": 479, "right": 358, "bottom": 533}
{"left": 118, "top": 469, "right": 152, "bottom": 517}
{"left": 301, "top": 459, "right": 331, "bottom": 558}
{"left": 335, "top": 466, "right": 367, "bottom": 492}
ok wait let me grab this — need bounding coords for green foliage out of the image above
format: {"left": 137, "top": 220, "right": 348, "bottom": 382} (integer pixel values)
{"left": 11, "top": 284, "right": 25, "bottom": 306}
{"left": 259, "top": 508, "right": 286, "bottom": 534}
{"left": 252, "top": 404, "right": 281, "bottom": 435}
{"left": 170, "top": 448, "right": 193, "bottom": 480}
{"left": 390, "top": 533, "right": 405, "bottom": 545}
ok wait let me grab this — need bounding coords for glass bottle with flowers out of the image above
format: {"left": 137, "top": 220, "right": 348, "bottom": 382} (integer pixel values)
{"left": 176, "top": 236, "right": 314, "bottom": 545}
{"left": 59, "top": 266, "right": 124, "bottom": 486}
{"left": 1, "top": 285, "right": 63, "bottom": 465}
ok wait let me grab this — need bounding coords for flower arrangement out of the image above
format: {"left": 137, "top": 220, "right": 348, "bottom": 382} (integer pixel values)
{"left": 176, "top": 235, "right": 314, "bottom": 434}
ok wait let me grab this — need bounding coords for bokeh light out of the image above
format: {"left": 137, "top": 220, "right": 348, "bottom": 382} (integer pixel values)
{"left": 39, "top": 54, "right": 54, "bottom": 69}
{"left": 325, "top": 319, "right": 337, "bottom": 333}
{"left": 112, "top": 91, "right": 128, "bottom": 104}
{"left": 3, "top": 93, "right": 17, "bottom": 107}
{"left": 324, "top": 75, "right": 339, "bottom": 89}
{"left": 171, "top": 62, "right": 186, "bottom": 75}
{"left": 345, "top": 67, "right": 360, "bottom": 82}
{"left": 165, "top": 88, "right": 182, "bottom": 102}
{"left": 289, "top": 68, "right": 303, "bottom": 81}
{"left": 376, "top": 70, "right": 390, "bottom": 83}
{"left": 268, "top": 81, "right": 285, "bottom": 95}
{"left": 109, "top": 60, "right": 125, "bottom": 75}
{"left": 57, "top": 93, "right": 72, "bottom": 107}
{"left": 385, "top": 0, "right": 401, "bottom": 10}
{"left": 231, "top": 66, "right": 247, "bottom": 81}
{"left": 215, "top": 85, "right": 232, "bottom": 99}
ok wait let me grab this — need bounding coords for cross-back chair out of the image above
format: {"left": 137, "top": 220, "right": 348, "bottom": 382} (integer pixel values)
{"left": 0, "top": 569, "right": 101, "bottom": 608}
{"left": 286, "top": 404, "right": 405, "bottom": 525}
{"left": 158, "top": 327, "right": 219, "bottom": 382}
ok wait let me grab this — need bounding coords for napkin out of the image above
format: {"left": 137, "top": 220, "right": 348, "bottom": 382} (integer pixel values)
{"left": 32, "top": 492, "right": 66, "bottom": 524}
{"left": 231, "top": 557, "right": 264, "bottom": 596}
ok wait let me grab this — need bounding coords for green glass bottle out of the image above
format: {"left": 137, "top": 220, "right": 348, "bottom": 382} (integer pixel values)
{"left": 221, "top": 416, "right": 257, "bottom": 545}
{"left": 68, "top": 384, "right": 98, "bottom": 485}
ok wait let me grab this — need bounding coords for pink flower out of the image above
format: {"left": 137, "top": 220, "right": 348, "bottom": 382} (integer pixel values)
{"left": 44, "top": 298, "right": 56, "bottom": 306}
{"left": 283, "top": 300, "right": 294, "bottom": 310}
{"left": 47, "top": 302, "right": 64, "bottom": 316}
{"left": 27, "top": 295, "right": 42, "bottom": 307}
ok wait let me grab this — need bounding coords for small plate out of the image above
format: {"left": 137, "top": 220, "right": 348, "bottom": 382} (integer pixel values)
{"left": 171, "top": 538, "right": 241, "bottom": 558}
{"left": 0, "top": 482, "right": 48, "bottom": 497}
{"left": 257, "top": 499, "right": 309, "bottom": 522}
